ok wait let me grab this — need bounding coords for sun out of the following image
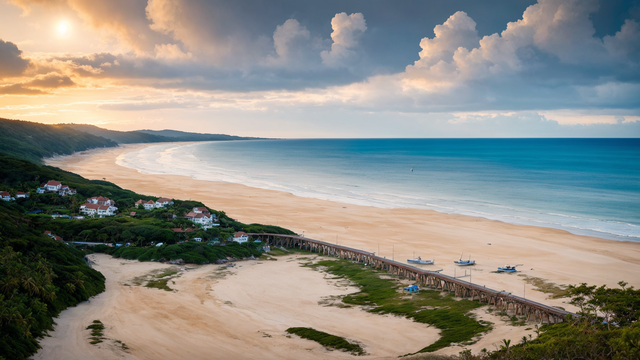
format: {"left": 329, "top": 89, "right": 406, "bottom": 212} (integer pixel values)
{"left": 57, "top": 21, "right": 70, "bottom": 36}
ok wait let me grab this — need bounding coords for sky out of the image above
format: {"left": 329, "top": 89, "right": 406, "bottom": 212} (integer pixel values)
{"left": 0, "top": 0, "right": 639, "bottom": 138}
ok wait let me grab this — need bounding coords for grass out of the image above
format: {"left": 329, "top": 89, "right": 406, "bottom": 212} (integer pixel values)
{"left": 156, "top": 269, "right": 179, "bottom": 278}
{"left": 286, "top": 327, "right": 365, "bottom": 356}
{"left": 87, "top": 320, "right": 105, "bottom": 345}
{"left": 518, "top": 275, "right": 568, "bottom": 298}
{"left": 307, "top": 259, "right": 491, "bottom": 354}
{"left": 145, "top": 278, "right": 173, "bottom": 291}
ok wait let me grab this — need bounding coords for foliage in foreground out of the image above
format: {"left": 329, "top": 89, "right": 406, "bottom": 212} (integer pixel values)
{"left": 286, "top": 327, "right": 365, "bottom": 355}
{"left": 93, "top": 241, "right": 263, "bottom": 264}
{"left": 309, "top": 259, "right": 490, "bottom": 353}
{"left": 0, "top": 203, "right": 105, "bottom": 360}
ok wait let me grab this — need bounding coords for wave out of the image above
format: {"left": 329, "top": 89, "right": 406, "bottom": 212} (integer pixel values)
{"left": 116, "top": 142, "right": 640, "bottom": 242}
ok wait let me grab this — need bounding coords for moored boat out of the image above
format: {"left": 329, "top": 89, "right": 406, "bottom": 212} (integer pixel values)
{"left": 407, "top": 257, "right": 435, "bottom": 265}
{"left": 497, "top": 265, "right": 519, "bottom": 272}
{"left": 454, "top": 253, "right": 475, "bottom": 266}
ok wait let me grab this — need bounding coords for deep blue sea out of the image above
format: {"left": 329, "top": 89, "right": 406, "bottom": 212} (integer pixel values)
{"left": 117, "top": 139, "right": 640, "bottom": 242}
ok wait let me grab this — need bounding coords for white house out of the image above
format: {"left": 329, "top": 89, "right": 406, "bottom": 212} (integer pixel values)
{"left": 15, "top": 192, "right": 29, "bottom": 198}
{"left": 36, "top": 187, "right": 46, "bottom": 194}
{"left": 233, "top": 232, "right": 249, "bottom": 243}
{"left": 87, "top": 196, "right": 115, "bottom": 206}
{"left": 193, "top": 237, "right": 203, "bottom": 242}
{"left": 45, "top": 180, "right": 62, "bottom": 192}
{"left": 155, "top": 197, "right": 173, "bottom": 208}
{"left": 186, "top": 212, "right": 214, "bottom": 225}
{"left": 193, "top": 207, "right": 209, "bottom": 214}
{"left": 80, "top": 203, "right": 117, "bottom": 217}
{"left": 0, "top": 191, "right": 11, "bottom": 201}
{"left": 59, "top": 185, "right": 77, "bottom": 196}
{"left": 143, "top": 200, "right": 156, "bottom": 210}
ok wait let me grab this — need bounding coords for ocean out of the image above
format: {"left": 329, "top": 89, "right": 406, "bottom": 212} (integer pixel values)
{"left": 117, "top": 139, "right": 640, "bottom": 242}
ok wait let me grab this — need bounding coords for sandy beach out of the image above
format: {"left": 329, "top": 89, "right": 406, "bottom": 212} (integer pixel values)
{"left": 37, "top": 143, "right": 640, "bottom": 358}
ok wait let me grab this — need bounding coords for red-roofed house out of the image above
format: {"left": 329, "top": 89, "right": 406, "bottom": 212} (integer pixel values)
{"left": 80, "top": 203, "right": 117, "bottom": 217}
{"left": 0, "top": 191, "right": 11, "bottom": 201}
{"left": 155, "top": 197, "right": 173, "bottom": 208}
{"left": 54, "top": 236, "right": 63, "bottom": 241}
{"left": 142, "top": 200, "right": 156, "bottom": 210}
{"left": 59, "top": 185, "right": 77, "bottom": 196}
{"left": 186, "top": 212, "right": 214, "bottom": 225}
{"left": 193, "top": 207, "right": 209, "bottom": 214}
{"left": 233, "top": 232, "right": 249, "bottom": 243}
{"left": 45, "top": 180, "right": 62, "bottom": 192}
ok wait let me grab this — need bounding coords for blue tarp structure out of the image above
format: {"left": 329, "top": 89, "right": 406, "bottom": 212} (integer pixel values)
{"left": 404, "top": 285, "right": 419, "bottom": 293}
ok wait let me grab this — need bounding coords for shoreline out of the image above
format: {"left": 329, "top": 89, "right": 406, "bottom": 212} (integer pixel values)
{"left": 45, "top": 143, "right": 640, "bottom": 305}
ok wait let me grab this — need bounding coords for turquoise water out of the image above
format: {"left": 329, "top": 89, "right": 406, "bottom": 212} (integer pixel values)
{"left": 118, "top": 139, "right": 640, "bottom": 242}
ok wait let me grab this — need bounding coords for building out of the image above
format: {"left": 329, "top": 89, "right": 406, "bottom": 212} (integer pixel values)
{"left": 80, "top": 203, "right": 117, "bottom": 217}
{"left": 87, "top": 196, "right": 115, "bottom": 206}
{"left": 44, "top": 180, "right": 62, "bottom": 192}
{"left": 0, "top": 191, "right": 11, "bottom": 201}
{"left": 233, "top": 232, "right": 249, "bottom": 243}
{"left": 155, "top": 197, "right": 173, "bottom": 208}
{"left": 15, "top": 192, "right": 29, "bottom": 198}
{"left": 59, "top": 185, "right": 77, "bottom": 196}
{"left": 193, "top": 207, "right": 209, "bottom": 214}
{"left": 186, "top": 211, "right": 215, "bottom": 225}
{"left": 36, "top": 187, "right": 46, "bottom": 194}
{"left": 134, "top": 199, "right": 157, "bottom": 210}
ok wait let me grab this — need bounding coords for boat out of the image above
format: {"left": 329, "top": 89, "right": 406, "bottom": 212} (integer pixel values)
{"left": 407, "top": 256, "right": 434, "bottom": 265}
{"left": 454, "top": 253, "right": 475, "bottom": 266}
{"left": 497, "top": 265, "right": 519, "bottom": 272}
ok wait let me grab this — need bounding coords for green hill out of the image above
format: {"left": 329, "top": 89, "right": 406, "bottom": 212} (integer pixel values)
{"left": 138, "top": 129, "right": 264, "bottom": 141}
{"left": 0, "top": 118, "right": 117, "bottom": 163}
{"left": 60, "top": 124, "right": 173, "bottom": 144}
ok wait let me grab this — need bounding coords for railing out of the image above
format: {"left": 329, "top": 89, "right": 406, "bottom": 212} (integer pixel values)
{"left": 249, "top": 233, "right": 572, "bottom": 323}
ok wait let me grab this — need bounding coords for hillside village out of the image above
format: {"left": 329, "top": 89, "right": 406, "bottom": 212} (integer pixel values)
{"left": 1, "top": 178, "right": 262, "bottom": 246}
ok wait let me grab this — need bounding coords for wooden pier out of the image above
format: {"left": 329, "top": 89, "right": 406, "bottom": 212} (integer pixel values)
{"left": 250, "top": 233, "right": 570, "bottom": 324}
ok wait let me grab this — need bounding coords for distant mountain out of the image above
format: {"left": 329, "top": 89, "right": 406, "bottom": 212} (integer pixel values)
{"left": 61, "top": 124, "right": 173, "bottom": 144}
{"left": 0, "top": 118, "right": 117, "bottom": 163}
{"left": 62, "top": 125, "right": 265, "bottom": 144}
{"left": 137, "top": 129, "right": 263, "bottom": 141}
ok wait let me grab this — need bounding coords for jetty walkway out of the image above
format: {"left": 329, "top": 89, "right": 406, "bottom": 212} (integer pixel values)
{"left": 249, "top": 233, "right": 570, "bottom": 324}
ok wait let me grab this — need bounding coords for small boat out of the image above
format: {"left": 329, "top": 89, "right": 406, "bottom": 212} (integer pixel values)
{"left": 454, "top": 253, "right": 476, "bottom": 266}
{"left": 497, "top": 265, "right": 519, "bottom": 272}
{"left": 407, "top": 256, "right": 434, "bottom": 265}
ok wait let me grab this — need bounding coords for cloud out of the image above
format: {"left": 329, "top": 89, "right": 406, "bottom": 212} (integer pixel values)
{"left": 24, "top": 72, "right": 76, "bottom": 88}
{"left": 0, "top": 39, "right": 31, "bottom": 78}
{"left": 0, "top": 84, "right": 47, "bottom": 95}
{"left": 321, "top": 12, "right": 367, "bottom": 67}
{"left": 98, "top": 99, "right": 195, "bottom": 111}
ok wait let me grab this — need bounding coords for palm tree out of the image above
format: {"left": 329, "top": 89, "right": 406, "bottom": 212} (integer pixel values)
{"left": 500, "top": 338, "right": 511, "bottom": 353}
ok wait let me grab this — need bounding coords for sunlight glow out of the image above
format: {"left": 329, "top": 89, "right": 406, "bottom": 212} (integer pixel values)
{"left": 57, "top": 21, "right": 70, "bottom": 36}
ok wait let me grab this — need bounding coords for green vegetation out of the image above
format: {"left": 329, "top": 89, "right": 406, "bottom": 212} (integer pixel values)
{"left": 0, "top": 118, "right": 117, "bottom": 163}
{"left": 0, "top": 202, "right": 105, "bottom": 360}
{"left": 87, "top": 320, "right": 105, "bottom": 344}
{"left": 62, "top": 124, "right": 264, "bottom": 144}
{"left": 517, "top": 275, "right": 568, "bottom": 299}
{"left": 145, "top": 278, "right": 173, "bottom": 291}
{"left": 286, "top": 327, "right": 365, "bottom": 355}
{"left": 308, "top": 259, "right": 490, "bottom": 353}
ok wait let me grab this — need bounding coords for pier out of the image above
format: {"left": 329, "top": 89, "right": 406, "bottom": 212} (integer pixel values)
{"left": 250, "top": 233, "right": 570, "bottom": 324}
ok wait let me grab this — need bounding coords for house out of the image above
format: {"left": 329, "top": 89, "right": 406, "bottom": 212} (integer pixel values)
{"left": 186, "top": 211, "right": 214, "bottom": 225}
{"left": 0, "top": 191, "right": 11, "bottom": 201}
{"left": 80, "top": 203, "right": 117, "bottom": 217}
{"left": 193, "top": 207, "right": 209, "bottom": 214}
{"left": 54, "top": 236, "right": 63, "bottom": 241}
{"left": 134, "top": 199, "right": 145, "bottom": 208}
{"left": 233, "top": 232, "right": 249, "bottom": 243}
{"left": 87, "top": 196, "right": 115, "bottom": 206}
{"left": 59, "top": 185, "right": 77, "bottom": 196}
{"left": 15, "top": 192, "right": 29, "bottom": 198}
{"left": 45, "top": 180, "right": 62, "bottom": 192}
{"left": 140, "top": 200, "right": 156, "bottom": 210}
{"left": 36, "top": 187, "right": 46, "bottom": 194}
{"left": 193, "top": 237, "right": 203, "bottom": 242}
{"left": 155, "top": 197, "right": 173, "bottom": 208}
{"left": 130, "top": 212, "right": 136, "bottom": 217}
{"left": 44, "top": 230, "right": 55, "bottom": 239}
